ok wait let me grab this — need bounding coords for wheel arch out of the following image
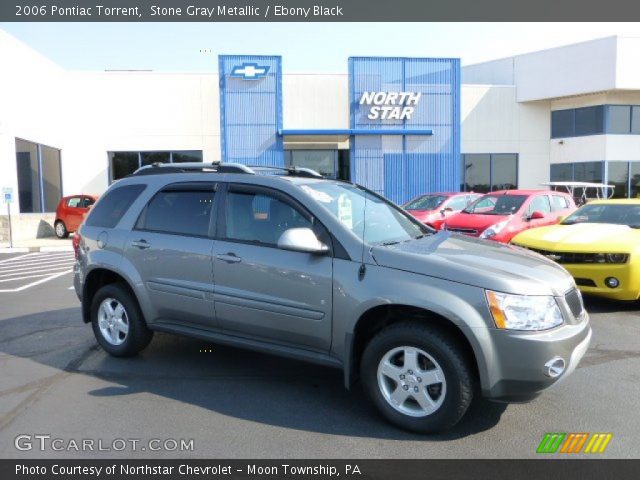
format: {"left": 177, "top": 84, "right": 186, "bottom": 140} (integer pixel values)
{"left": 344, "top": 304, "right": 486, "bottom": 391}
{"left": 82, "top": 268, "right": 139, "bottom": 324}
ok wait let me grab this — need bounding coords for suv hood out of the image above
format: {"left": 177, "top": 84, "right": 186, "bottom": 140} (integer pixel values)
{"left": 370, "top": 232, "right": 574, "bottom": 296}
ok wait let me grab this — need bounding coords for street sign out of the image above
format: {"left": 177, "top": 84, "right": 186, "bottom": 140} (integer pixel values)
{"left": 2, "top": 187, "right": 13, "bottom": 204}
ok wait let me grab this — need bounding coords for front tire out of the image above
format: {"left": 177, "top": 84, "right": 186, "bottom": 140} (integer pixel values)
{"left": 90, "top": 283, "right": 153, "bottom": 357}
{"left": 54, "top": 220, "right": 68, "bottom": 239}
{"left": 361, "top": 322, "right": 475, "bottom": 433}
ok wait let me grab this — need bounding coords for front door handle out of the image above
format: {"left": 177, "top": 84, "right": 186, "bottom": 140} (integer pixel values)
{"left": 216, "top": 253, "right": 242, "bottom": 264}
{"left": 131, "top": 239, "right": 151, "bottom": 249}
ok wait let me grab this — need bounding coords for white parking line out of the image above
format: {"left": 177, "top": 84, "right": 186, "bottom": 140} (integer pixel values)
{"left": 0, "top": 252, "right": 76, "bottom": 292}
{"left": 0, "top": 260, "right": 74, "bottom": 274}
{"left": 0, "top": 269, "right": 73, "bottom": 293}
{"left": 0, "top": 253, "right": 74, "bottom": 267}
{"left": 0, "top": 253, "right": 37, "bottom": 264}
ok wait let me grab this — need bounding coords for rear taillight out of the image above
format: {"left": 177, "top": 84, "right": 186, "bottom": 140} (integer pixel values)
{"left": 72, "top": 232, "right": 81, "bottom": 259}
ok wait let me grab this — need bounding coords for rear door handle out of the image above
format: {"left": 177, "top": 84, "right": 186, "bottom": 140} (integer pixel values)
{"left": 131, "top": 239, "right": 151, "bottom": 249}
{"left": 216, "top": 253, "right": 242, "bottom": 264}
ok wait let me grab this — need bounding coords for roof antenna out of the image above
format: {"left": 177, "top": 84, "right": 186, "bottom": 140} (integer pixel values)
{"left": 358, "top": 188, "right": 367, "bottom": 281}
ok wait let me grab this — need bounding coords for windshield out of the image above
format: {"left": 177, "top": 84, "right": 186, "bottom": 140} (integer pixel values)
{"left": 463, "top": 194, "right": 527, "bottom": 215}
{"left": 300, "top": 182, "right": 429, "bottom": 245}
{"left": 404, "top": 195, "right": 447, "bottom": 211}
{"left": 561, "top": 203, "right": 640, "bottom": 228}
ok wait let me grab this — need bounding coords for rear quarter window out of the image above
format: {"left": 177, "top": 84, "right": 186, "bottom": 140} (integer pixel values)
{"left": 85, "top": 184, "right": 146, "bottom": 229}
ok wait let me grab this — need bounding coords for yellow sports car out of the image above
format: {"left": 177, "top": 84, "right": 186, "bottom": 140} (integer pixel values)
{"left": 511, "top": 199, "right": 640, "bottom": 301}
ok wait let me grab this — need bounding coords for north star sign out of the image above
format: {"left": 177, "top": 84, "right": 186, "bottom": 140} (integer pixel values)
{"left": 359, "top": 91, "right": 422, "bottom": 120}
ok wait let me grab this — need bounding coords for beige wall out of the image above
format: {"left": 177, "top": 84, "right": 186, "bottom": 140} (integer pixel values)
{"left": 461, "top": 85, "right": 551, "bottom": 189}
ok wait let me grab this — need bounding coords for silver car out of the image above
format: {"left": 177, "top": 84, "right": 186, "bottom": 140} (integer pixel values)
{"left": 74, "top": 163, "right": 591, "bottom": 433}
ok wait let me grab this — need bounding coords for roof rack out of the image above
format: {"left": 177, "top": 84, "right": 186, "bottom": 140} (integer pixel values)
{"left": 246, "top": 165, "right": 323, "bottom": 178}
{"left": 130, "top": 162, "right": 254, "bottom": 176}
{"left": 130, "top": 162, "right": 323, "bottom": 179}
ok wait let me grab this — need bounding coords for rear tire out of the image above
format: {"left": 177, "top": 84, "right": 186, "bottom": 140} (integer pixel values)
{"left": 361, "top": 322, "right": 475, "bottom": 433}
{"left": 54, "top": 220, "right": 68, "bottom": 239}
{"left": 90, "top": 283, "right": 153, "bottom": 357}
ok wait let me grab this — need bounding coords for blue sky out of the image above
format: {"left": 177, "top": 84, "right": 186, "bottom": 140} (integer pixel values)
{"left": 2, "top": 22, "right": 640, "bottom": 72}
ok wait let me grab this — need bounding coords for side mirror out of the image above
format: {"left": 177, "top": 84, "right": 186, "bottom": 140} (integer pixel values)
{"left": 529, "top": 211, "right": 546, "bottom": 220}
{"left": 277, "top": 228, "right": 329, "bottom": 255}
{"left": 440, "top": 207, "right": 453, "bottom": 216}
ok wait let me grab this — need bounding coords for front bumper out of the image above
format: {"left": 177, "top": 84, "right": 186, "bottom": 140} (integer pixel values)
{"left": 564, "top": 263, "right": 640, "bottom": 301}
{"left": 483, "top": 314, "right": 591, "bottom": 402}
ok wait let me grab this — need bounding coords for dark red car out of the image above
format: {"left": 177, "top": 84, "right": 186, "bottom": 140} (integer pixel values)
{"left": 54, "top": 194, "right": 98, "bottom": 238}
{"left": 403, "top": 192, "right": 481, "bottom": 230}
{"left": 443, "top": 190, "right": 576, "bottom": 243}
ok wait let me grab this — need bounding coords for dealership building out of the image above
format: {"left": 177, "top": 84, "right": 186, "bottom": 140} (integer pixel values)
{"left": 2, "top": 31, "right": 640, "bottom": 241}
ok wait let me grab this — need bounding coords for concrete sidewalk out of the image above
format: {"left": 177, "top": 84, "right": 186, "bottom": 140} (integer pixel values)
{"left": 0, "top": 237, "right": 73, "bottom": 253}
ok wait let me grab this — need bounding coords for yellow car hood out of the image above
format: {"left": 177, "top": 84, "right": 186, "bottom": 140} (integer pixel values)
{"left": 512, "top": 223, "right": 640, "bottom": 253}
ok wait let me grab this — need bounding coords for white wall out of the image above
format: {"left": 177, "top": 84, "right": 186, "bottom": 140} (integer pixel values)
{"left": 0, "top": 30, "right": 222, "bottom": 211}
{"left": 62, "top": 71, "right": 221, "bottom": 195}
{"left": 461, "top": 85, "right": 551, "bottom": 189}
{"left": 0, "top": 30, "right": 67, "bottom": 215}
{"left": 283, "top": 74, "right": 349, "bottom": 129}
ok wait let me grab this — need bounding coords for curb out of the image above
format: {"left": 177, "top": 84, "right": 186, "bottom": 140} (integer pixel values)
{"left": 0, "top": 246, "right": 74, "bottom": 253}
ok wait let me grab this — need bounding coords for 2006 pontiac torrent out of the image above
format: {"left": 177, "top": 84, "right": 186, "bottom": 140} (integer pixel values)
{"left": 74, "top": 162, "right": 591, "bottom": 433}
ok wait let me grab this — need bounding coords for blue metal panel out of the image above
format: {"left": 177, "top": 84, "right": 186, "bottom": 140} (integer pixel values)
{"left": 279, "top": 129, "right": 433, "bottom": 136}
{"left": 219, "top": 55, "right": 284, "bottom": 167}
{"left": 349, "top": 57, "right": 461, "bottom": 205}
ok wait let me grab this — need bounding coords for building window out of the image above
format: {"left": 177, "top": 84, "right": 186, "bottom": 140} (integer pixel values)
{"left": 608, "top": 106, "right": 632, "bottom": 134}
{"left": 461, "top": 154, "right": 517, "bottom": 193}
{"left": 285, "top": 150, "right": 338, "bottom": 179}
{"left": 551, "top": 109, "right": 575, "bottom": 138}
{"left": 551, "top": 105, "right": 640, "bottom": 138}
{"left": 574, "top": 106, "right": 604, "bottom": 136}
{"left": 607, "top": 162, "right": 630, "bottom": 199}
{"left": 549, "top": 161, "right": 640, "bottom": 198}
{"left": 631, "top": 163, "right": 640, "bottom": 199}
{"left": 108, "top": 150, "right": 203, "bottom": 182}
{"left": 15, "top": 138, "right": 62, "bottom": 213}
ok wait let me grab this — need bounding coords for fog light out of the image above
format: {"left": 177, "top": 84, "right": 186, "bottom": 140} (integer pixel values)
{"left": 544, "top": 357, "right": 566, "bottom": 378}
{"left": 605, "top": 277, "right": 620, "bottom": 289}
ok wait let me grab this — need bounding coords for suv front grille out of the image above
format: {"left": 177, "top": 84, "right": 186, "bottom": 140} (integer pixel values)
{"left": 565, "top": 288, "right": 585, "bottom": 319}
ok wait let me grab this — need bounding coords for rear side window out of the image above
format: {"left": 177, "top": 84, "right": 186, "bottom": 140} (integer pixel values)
{"left": 66, "top": 197, "right": 81, "bottom": 208}
{"left": 85, "top": 184, "right": 146, "bottom": 228}
{"left": 528, "top": 195, "right": 552, "bottom": 214}
{"left": 551, "top": 195, "right": 570, "bottom": 211}
{"left": 141, "top": 190, "right": 214, "bottom": 237}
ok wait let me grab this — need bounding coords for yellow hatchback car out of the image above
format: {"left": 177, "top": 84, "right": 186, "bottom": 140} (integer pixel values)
{"left": 511, "top": 199, "right": 640, "bottom": 301}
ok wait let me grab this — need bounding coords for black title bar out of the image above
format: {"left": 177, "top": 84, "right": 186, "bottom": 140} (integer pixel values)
{"left": 2, "top": 459, "right": 640, "bottom": 480}
{"left": 3, "top": 0, "right": 640, "bottom": 21}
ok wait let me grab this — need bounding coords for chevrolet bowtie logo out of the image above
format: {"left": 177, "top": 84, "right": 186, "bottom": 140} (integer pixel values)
{"left": 230, "top": 63, "right": 270, "bottom": 80}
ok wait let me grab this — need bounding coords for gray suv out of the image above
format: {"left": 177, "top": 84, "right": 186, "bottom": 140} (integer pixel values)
{"left": 74, "top": 163, "right": 591, "bottom": 433}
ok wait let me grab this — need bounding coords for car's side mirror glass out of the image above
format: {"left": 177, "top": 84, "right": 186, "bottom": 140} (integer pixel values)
{"left": 441, "top": 207, "right": 453, "bottom": 215}
{"left": 277, "top": 228, "right": 329, "bottom": 255}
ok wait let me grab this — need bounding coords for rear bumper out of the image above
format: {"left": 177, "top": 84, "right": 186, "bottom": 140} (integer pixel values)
{"left": 483, "top": 316, "right": 591, "bottom": 402}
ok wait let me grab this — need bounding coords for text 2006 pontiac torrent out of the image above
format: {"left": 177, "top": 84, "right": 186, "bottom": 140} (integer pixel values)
{"left": 74, "top": 162, "right": 591, "bottom": 433}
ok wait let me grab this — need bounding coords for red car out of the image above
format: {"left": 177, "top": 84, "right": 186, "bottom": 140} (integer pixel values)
{"left": 54, "top": 194, "right": 98, "bottom": 238}
{"left": 403, "top": 192, "right": 482, "bottom": 230}
{"left": 443, "top": 190, "right": 576, "bottom": 243}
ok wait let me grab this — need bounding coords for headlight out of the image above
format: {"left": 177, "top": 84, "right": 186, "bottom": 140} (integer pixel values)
{"left": 486, "top": 290, "right": 564, "bottom": 330}
{"left": 604, "top": 253, "right": 628, "bottom": 264}
{"left": 480, "top": 219, "right": 509, "bottom": 239}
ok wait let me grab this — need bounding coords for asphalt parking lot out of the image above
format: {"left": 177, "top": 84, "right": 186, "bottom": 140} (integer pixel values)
{"left": 0, "top": 252, "right": 638, "bottom": 459}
